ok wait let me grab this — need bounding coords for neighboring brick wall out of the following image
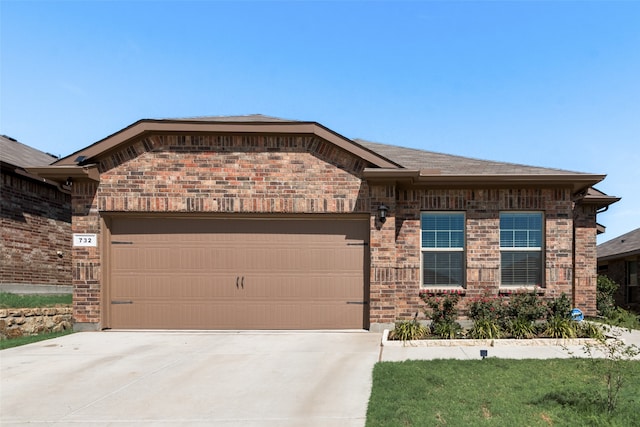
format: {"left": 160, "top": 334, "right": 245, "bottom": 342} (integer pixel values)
{"left": 369, "top": 187, "right": 581, "bottom": 325}
{"left": 0, "top": 171, "right": 71, "bottom": 287}
{"left": 601, "top": 259, "right": 627, "bottom": 306}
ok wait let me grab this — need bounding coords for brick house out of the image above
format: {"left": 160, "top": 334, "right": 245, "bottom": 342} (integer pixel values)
{"left": 28, "top": 116, "right": 619, "bottom": 331}
{"left": 598, "top": 228, "right": 640, "bottom": 310}
{"left": 1, "top": 135, "right": 72, "bottom": 292}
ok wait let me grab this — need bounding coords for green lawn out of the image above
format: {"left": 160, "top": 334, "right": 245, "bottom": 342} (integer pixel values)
{"left": 0, "top": 330, "right": 73, "bottom": 350}
{"left": 366, "top": 358, "right": 640, "bottom": 427}
{"left": 0, "top": 292, "right": 71, "bottom": 308}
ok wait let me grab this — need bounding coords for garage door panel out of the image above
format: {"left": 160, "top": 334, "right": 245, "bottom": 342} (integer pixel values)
{"left": 107, "top": 217, "right": 368, "bottom": 329}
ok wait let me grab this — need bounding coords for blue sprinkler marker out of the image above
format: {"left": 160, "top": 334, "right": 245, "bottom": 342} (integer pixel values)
{"left": 571, "top": 308, "right": 584, "bottom": 322}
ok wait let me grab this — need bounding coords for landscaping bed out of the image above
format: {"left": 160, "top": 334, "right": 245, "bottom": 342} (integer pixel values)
{"left": 382, "top": 328, "right": 596, "bottom": 347}
{"left": 388, "top": 291, "right": 607, "bottom": 342}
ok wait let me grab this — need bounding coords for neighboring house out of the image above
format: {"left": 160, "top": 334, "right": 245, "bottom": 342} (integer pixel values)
{"left": 27, "top": 115, "right": 619, "bottom": 331}
{"left": 598, "top": 228, "right": 640, "bottom": 310}
{"left": 0, "top": 135, "right": 72, "bottom": 292}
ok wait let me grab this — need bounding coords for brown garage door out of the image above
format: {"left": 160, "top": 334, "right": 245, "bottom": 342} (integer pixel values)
{"left": 106, "top": 216, "right": 369, "bottom": 330}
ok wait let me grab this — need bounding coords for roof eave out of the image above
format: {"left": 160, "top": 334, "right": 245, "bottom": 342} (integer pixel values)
{"left": 362, "top": 169, "right": 606, "bottom": 191}
{"left": 26, "top": 165, "right": 100, "bottom": 183}
{"left": 598, "top": 249, "right": 640, "bottom": 262}
{"left": 54, "top": 119, "right": 400, "bottom": 169}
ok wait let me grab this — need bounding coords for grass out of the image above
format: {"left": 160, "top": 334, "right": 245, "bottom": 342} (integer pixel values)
{"left": 0, "top": 292, "right": 72, "bottom": 308}
{"left": 366, "top": 358, "right": 640, "bottom": 427}
{"left": 0, "top": 292, "right": 73, "bottom": 349}
{"left": 0, "top": 330, "right": 73, "bottom": 350}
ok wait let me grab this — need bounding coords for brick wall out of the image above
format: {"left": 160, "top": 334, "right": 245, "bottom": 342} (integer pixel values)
{"left": 369, "top": 187, "right": 584, "bottom": 326}
{"left": 72, "top": 133, "right": 370, "bottom": 328}
{"left": 96, "top": 134, "right": 368, "bottom": 213}
{"left": 0, "top": 171, "right": 71, "bottom": 287}
{"left": 70, "top": 181, "right": 102, "bottom": 327}
{"left": 67, "top": 131, "right": 600, "bottom": 329}
{"left": 573, "top": 204, "right": 598, "bottom": 315}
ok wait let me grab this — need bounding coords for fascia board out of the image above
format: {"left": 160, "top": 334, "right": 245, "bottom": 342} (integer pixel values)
{"left": 363, "top": 169, "right": 607, "bottom": 192}
{"left": 54, "top": 120, "right": 399, "bottom": 168}
{"left": 26, "top": 165, "right": 100, "bottom": 182}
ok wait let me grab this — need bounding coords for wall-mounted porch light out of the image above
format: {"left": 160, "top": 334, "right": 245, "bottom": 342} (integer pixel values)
{"left": 378, "top": 204, "right": 389, "bottom": 224}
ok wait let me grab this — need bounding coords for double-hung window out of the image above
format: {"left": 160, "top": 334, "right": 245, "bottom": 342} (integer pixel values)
{"left": 500, "top": 212, "right": 543, "bottom": 286}
{"left": 421, "top": 212, "right": 465, "bottom": 287}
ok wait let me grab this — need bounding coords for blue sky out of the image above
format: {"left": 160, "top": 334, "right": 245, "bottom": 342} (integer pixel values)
{"left": 1, "top": 0, "right": 638, "bottom": 243}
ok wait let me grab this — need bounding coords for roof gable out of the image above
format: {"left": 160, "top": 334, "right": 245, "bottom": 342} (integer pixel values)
{"left": 53, "top": 116, "right": 399, "bottom": 169}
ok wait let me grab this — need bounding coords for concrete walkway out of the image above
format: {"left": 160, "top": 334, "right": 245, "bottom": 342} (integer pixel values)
{"left": 0, "top": 331, "right": 380, "bottom": 427}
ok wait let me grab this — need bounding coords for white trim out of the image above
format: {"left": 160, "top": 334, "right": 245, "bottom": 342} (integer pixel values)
{"left": 420, "top": 211, "right": 466, "bottom": 287}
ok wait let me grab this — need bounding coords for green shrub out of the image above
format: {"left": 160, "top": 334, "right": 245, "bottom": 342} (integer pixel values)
{"left": 388, "top": 318, "right": 429, "bottom": 342}
{"left": 606, "top": 307, "right": 640, "bottom": 329}
{"left": 543, "top": 315, "right": 577, "bottom": 338}
{"left": 468, "top": 318, "right": 502, "bottom": 339}
{"left": 577, "top": 321, "right": 605, "bottom": 339}
{"left": 505, "top": 317, "right": 537, "bottom": 339}
{"left": 597, "top": 275, "right": 619, "bottom": 318}
{"left": 432, "top": 321, "right": 463, "bottom": 339}
{"left": 546, "top": 293, "right": 572, "bottom": 319}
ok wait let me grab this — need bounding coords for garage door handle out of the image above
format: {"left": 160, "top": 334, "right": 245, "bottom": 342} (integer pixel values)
{"left": 241, "top": 276, "right": 244, "bottom": 288}
{"left": 111, "top": 300, "right": 133, "bottom": 305}
{"left": 346, "top": 301, "right": 368, "bottom": 305}
{"left": 236, "top": 277, "right": 239, "bottom": 289}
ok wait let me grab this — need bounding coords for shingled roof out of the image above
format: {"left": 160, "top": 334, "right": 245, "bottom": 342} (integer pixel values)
{"left": 356, "top": 139, "right": 584, "bottom": 176}
{"left": 598, "top": 228, "right": 640, "bottom": 261}
{"left": 0, "top": 135, "right": 58, "bottom": 168}
{"left": 27, "top": 115, "right": 613, "bottom": 196}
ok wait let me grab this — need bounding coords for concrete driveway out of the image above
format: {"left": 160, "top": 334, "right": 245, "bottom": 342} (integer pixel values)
{"left": 0, "top": 331, "right": 382, "bottom": 426}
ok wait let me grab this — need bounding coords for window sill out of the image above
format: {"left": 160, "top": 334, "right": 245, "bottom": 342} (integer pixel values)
{"left": 419, "top": 287, "right": 466, "bottom": 297}
{"left": 498, "top": 286, "right": 545, "bottom": 295}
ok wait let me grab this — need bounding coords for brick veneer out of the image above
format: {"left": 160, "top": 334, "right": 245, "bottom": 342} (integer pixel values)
{"left": 368, "top": 187, "right": 597, "bottom": 327}
{"left": 0, "top": 171, "right": 71, "bottom": 287}
{"left": 69, "top": 132, "right": 600, "bottom": 329}
{"left": 71, "top": 133, "right": 370, "bottom": 328}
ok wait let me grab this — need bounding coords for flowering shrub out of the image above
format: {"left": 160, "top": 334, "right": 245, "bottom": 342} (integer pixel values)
{"left": 412, "top": 290, "right": 603, "bottom": 340}
{"left": 505, "top": 291, "right": 547, "bottom": 323}
{"left": 468, "top": 294, "right": 505, "bottom": 322}
{"left": 421, "top": 293, "right": 463, "bottom": 338}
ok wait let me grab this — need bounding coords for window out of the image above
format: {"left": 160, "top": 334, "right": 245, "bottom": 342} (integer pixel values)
{"left": 421, "top": 212, "right": 465, "bottom": 287}
{"left": 628, "top": 260, "right": 638, "bottom": 287}
{"left": 500, "top": 212, "right": 543, "bottom": 286}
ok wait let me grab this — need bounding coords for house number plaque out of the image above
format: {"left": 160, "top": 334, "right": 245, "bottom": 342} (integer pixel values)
{"left": 73, "top": 233, "right": 98, "bottom": 247}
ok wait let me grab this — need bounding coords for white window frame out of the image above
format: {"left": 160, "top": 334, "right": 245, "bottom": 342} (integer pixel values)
{"left": 420, "top": 211, "right": 466, "bottom": 288}
{"left": 499, "top": 211, "right": 544, "bottom": 288}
